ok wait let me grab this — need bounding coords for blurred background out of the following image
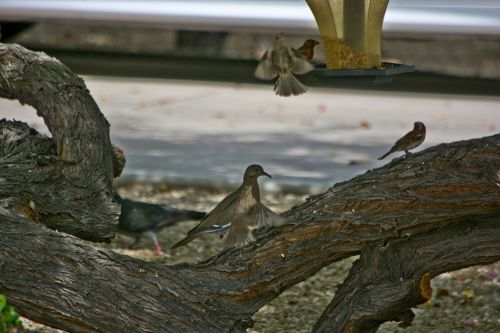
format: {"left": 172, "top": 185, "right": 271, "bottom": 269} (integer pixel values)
{"left": 1, "top": 0, "right": 499, "bottom": 192}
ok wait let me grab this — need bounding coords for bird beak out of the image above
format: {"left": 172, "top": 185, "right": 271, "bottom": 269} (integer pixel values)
{"left": 263, "top": 171, "right": 272, "bottom": 178}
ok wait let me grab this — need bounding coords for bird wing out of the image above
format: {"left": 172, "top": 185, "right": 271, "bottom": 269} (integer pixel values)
{"left": 378, "top": 128, "right": 424, "bottom": 160}
{"left": 117, "top": 207, "right": 150, "bottom": 234}
{"left": 394, "top": 129, "right": 419, "bottom": 149}
{"left": 222, "top": 204, "right": 286, "bottom": 248}
{"left": 186, "top": 186, "right": 242, "bottom": 236}
{"left": 170, "top": 187, "right": 243, "bottom": 250}
{"left": 117, "top": 199, "right": 172, "bottom": 233}
{"left": 254, "top": 50, "right": 278, "bottom": 80}
{"left": 289, "top": 48, "right": 314, "bottom": 75}
{"left": 292, "top": 47, "right": 301, "bottom": 56}
{"left": 292, "top": 46, "right": 307, "bottom": 59}
{"left": 223, "top": 216, "right": 255, "bottom": 248}
{"left": 260, "top": 50, "right": 269, "bottom": 61}
{"left": 247, "top": 203, "right": 286, "bottom": 228}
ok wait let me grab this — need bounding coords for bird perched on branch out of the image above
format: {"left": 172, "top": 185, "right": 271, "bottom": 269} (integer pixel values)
{"left": 254, "top": 34, "right": 314, "bottom": 97}
{"left": 378, "top": 122, "right": 426, "bottom": 160}
{"left": 293, "top": 39, "right": 320, "bottom": 62}
{"left": 114, "top": 192, "right": 206, "bottom": 254}
{"left": 171, "top": 164, "right": 286, "bottom": 250}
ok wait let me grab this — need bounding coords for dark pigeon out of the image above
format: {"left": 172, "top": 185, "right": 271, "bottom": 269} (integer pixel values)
{"left": 114, "top": 192, "right": 206, "bottom": 254}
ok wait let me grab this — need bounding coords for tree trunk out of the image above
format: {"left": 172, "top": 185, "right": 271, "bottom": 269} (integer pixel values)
{"left": 1, "top": 43, "right": 499, "bottom": 333}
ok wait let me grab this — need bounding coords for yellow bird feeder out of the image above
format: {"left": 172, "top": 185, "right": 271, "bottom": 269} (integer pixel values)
{"left": 306, "top": 0, "right": 389, "bottom": 69}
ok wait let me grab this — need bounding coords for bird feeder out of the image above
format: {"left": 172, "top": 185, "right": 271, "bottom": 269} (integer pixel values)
{"left": 306, "top": 0, "right": 389, "bottom": 69}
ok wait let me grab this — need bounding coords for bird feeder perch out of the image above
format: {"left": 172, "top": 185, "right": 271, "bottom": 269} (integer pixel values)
{"left": 306, "top": 0, "right": 389, "bottom": 69}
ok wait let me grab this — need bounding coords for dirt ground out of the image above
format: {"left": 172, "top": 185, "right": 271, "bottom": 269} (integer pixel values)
{"left": 19, "top": 183, "right": 500, "bottom": 333}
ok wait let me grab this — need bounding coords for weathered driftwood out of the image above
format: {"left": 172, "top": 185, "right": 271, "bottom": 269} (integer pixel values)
{"left": 0, "top": 43, "right": 119, "bottom": 242}
{"left": 1, "top": 43, "right": 499, "bottom": 333}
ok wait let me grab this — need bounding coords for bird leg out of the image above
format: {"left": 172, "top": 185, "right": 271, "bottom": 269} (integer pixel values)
{"left": 219, "top": 230, "right": 228, "bottom": 240}
{"left": 128, "top": 236, "right": 141, "bottom": 249}
{"left": 153, "top": 244, "right": 162, "bottom": 255}
{"left": 144, "top": 231, "right": 162, "bottom": 255}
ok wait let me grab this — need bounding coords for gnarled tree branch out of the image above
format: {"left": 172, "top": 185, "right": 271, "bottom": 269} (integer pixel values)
{"left": 312, "top": 215, "right": 500, "bottom": 333}
{"left": 1, "top": 133, "right": 499, "bottom": 332}
{"left": 0, "top": 43, "right": 119, "bottom": 241}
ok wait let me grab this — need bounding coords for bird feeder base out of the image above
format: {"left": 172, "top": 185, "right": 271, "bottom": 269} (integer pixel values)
{"left": 312, "top": 62, "right": 415, "bottom": 84}
{"left": 314, "top": 62, "right": 415, "bottom": 77}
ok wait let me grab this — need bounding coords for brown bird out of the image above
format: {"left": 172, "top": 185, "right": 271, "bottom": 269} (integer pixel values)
{"left": 293, "top": 39, "right": 320, "bottom": 61}
{"left": 254, "top": 33, "right": 314, "bottom": 97}
{"left": 171, "top": 164, "right": 286, "bottom": 250}
{"left": 378, "top": 121, "right": 426, "bottom": 160}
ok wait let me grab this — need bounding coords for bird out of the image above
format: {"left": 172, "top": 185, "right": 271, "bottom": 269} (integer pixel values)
{"left": 254, "top": 33, "right": 314, "bottom": 97}
{"left": 293, "top": 39, "right": 320, "bottom": 62}
{"left": 171, "top": 164, "right": 286, "bottom": 250}
{"left": 378, "top": 122, "right": 426, "bottom": 160}
{"left": 114, "top": 192, "right": 206, "bottom": 254}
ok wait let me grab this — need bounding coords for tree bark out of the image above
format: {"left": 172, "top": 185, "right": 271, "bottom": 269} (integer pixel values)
{"left": 312, "top": 215, "right": 500, "bottom": 333}
{"left": 0, "top": 43, "right": 118, "bottom": 242}
{"left": 1, "top": 43, "right": 499, "bottom": 333}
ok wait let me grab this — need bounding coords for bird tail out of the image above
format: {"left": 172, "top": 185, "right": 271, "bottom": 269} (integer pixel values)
{"left": 170, "top": 233, "right": 198, "bottom": 250}
{"left": 274, "top": 73, "right": 307, "bottom": 97}
{"left": 170, "top": 223, "right": 229, "bottom": 250}
{"left": 186, "top": 210, "right": 206, "bottom": 220}
{"left": 378, "top": 149, "right": 394, "bottom": 160}
{"left": 159, "top": 207, "right": 206, "bottom": 224}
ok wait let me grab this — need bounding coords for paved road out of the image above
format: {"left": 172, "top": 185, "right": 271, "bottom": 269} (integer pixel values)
{"left": 2, "top": 76, "right": 498, "bottom": 192}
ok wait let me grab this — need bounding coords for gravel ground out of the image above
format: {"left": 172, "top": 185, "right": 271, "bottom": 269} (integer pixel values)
{"left": 18, "top": 183, "right": 500, "bottom": 333}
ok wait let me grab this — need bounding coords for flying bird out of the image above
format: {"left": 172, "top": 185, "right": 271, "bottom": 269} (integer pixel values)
{"left": 293, "top": 39, "right": 320, "bottom": 62}
{"left": 378, "top": 121, "right": 426, "bottom": 160}
{"left": 254, "top": 34, "right": 314, "bottom": 97}
{"left": 171, "top": 164, "right": 286, "bottom": 250}
{"left": 114, "top": 192, "right": 206, "bottom": 254}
